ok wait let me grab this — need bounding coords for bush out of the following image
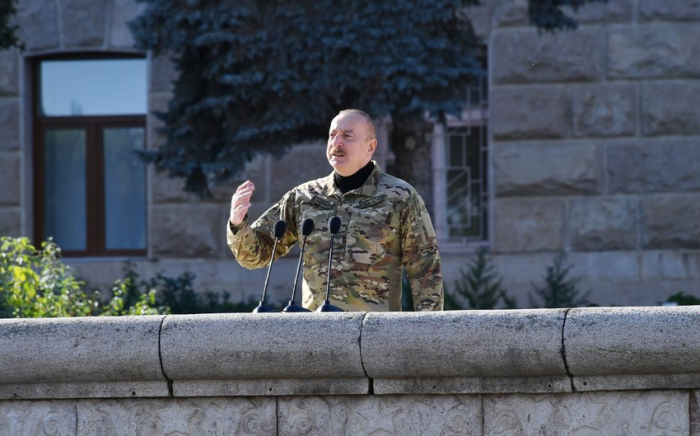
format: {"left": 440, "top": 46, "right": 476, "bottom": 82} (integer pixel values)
{"left": 664, "top": 292, "right": 700, "bottom": 306}
{"left": 528, "top": 251, "right": 593, "bottom": 309}
{"left": 445, "top": 248, "right": 516, "bottom": 310}
{"left": 121, "top": 261, "right": 263, "bottom": 314}
{"left": 0, "top": 237, "right": 166, "bottom": 317}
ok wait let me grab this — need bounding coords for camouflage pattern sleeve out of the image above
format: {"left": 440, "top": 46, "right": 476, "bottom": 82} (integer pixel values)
{"left": 226, "top": 191, "right": 299, "bottom": 269}
{"left": 401, "top": 192, "right": 444, "bottom": 311}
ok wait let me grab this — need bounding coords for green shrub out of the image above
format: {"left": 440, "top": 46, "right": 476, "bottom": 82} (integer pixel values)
{"left": 664, "top": 292, "right": 700, "bottom": 306}
{"left": 446, "top": 248, "right": 516, "bottom": 310}
{"left": 528, "top": 251, "right": 593, "bottom": 309}
{"left": 121, "top": 262, "right": 262, "bottom": 314}
{"left": 0, "top": 237, "right": 166, "bottom": 317}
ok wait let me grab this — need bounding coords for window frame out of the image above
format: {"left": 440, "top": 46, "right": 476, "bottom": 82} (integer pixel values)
{"left": 32, "top": 53, "right": 148, "bottom": 257}
{"left": 431, "top": 73, "right": 490, "bottom": 252}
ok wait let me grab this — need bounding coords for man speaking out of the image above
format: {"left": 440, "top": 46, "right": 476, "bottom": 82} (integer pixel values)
{"left": 227, "top": 109, "right": 443, "bottom": 311}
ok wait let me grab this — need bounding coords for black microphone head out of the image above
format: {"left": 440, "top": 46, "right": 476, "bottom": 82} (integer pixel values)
{"left": 328, "top": 216, "right": 341, "bottom": 234}
{"left": 301, "top": 218, "right": 315, "bottom": 236}
{"left": 273, "top": 220, "right": 287, "bottom": 239}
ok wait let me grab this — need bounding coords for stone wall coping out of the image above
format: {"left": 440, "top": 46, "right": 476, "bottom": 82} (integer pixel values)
{"left": 1, "top": 307, "right": 700, "bottom": 400}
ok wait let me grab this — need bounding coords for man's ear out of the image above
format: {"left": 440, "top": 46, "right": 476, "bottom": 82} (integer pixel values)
{"left": 367, "top": 138, "right": 377, "bottom": 155}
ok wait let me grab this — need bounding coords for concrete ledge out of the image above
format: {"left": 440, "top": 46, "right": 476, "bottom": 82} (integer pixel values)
{"left": 0, "top": 316, "right": 168, "bottom": 399}
{"left": 363, "top": 310, "right": 569, "bottom": 394}
{"left": 565, "top": 306, "right": 700, "bottom": 391}
{"left": 160, "top": 313, "right": 367, "bottom": 396}
{"left": 2, "top": 307, "right": 700, "bottom": 400}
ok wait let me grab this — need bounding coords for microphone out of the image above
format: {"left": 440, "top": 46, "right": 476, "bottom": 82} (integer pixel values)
{"left": 283, "top": 218, "right": 315, "bottom": 313}
{"left": 253, "top": 220, "right": 287, "bottom": 313}
{"left": 316, "top": 216, "right": 344, "bottom": 312}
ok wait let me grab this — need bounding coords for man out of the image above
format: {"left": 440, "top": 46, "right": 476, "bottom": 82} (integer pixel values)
{"left": 227, "top": 109, "right": 443, "bottom": 311}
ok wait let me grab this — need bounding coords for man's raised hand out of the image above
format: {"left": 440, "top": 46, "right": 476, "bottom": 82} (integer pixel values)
{"left": 229, "top": 180, "right": 255, "bottom": 227}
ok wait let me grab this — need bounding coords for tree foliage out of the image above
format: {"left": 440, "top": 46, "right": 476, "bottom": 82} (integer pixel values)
{"left": 445, "top": 247, "right": 516, "bottom": 310}
{"left": 0, "top": 0, "right": 22, "bottom": 50}
{"left": 528, "top": 251, "right": 593, "bottom": 308}
{"left": 0, "top": 237, "right": 166, "bottom": 317}
{"left": 129, "top": 0, "right": 606, "bottom": 196}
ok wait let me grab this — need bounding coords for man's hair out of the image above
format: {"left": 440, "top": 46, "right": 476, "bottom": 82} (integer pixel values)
{"left": 337, "top": 109, "right": 376, "bottom": 140}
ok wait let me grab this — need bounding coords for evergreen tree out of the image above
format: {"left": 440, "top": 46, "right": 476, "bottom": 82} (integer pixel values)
{"left": 129, "top": 0, "right": 607, "bottom": 197}
{"left": 528, "top": 251, "right": 593, "bottom": 308}
{"left": 0, "top": 0, "right": 22, "bottom": 50}
{"left": 446, "top": 247, "right": 516, "bottom": 310}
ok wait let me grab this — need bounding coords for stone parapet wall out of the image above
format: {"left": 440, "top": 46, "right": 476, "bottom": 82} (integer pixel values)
{"left": 2, "top": 308, "right": 700, "bottom": 434}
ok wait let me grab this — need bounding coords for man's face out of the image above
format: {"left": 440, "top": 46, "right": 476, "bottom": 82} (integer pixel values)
{"left": 327, "top": 113, "right": 377, "bottom": 177}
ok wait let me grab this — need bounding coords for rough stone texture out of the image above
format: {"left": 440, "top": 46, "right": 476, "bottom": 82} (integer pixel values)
{"left": 607, "top": 138, "right": 700, "bottom": 194}
{"left": 16, "top": 0, "right": 60, "bottom": 51}
{"left": 147, "top": 94, "right": 169, "bottom": 151}
{"left": 494, "top": 141, "right": 603, "bottom": 196}
{"left": 78, "top": 397, "right": 276, "bottom": 436}
{"left": 150, "top": 55, "right": 178, "bottom": 94}
{"left": 462, "top": 0, "right": 515, "bottom": 39}
{"left": 491, "top": 86, "right": 568, "bottom": 140}
{"left": 109, "top": 0, "right": 145, "bottom": 48}
{"left": 279, "top": 394, "right": 482, "bottom": 436}
{"left": 641, "top": 194, "right": 700, "bottom": 249}
{"left": 484, "top": 391, "right": 688, "bottom": 436}
{"left": 0, "top": 400, "right": 77, "bottom": 435}
{"left": 161, "top": 313, "right": 367, "bottom": 396}
{"left": 0, "top": 317, "right": 168, "bottom": 399}
{"left": 566, "top": 307, "right": 700, "bottom": 386}
{"left": 642, "top": 81, "right": 700, "bottom": 136}
{"left": 571, "top": 84, "right": 636, "bottom": 137}
{"left": 62, "top": 0, "right": 108, "bottom": 48}
{"left": 362, "top": 310, "right": 567, "bottom": 394}
{"left": 492, "top": 0, "right": 529, "bottom": 28}
{"left": 608, "top": 25, "right": 700, "bottom": 79}
{"left": 150, "top": 169, "right": 191, "bottom": 204}
{"left": 492, "top": 28, "right": 603, "bottom": 84}
{"left": 640, "top": 250, "right": 700, "bottom": 281}
{"left": 494, "top": 198, "right": 564, "bottom": 253}
{"left": 0, "top": 208, "right": 21, "bottom": 237}
{"left": 640, "top": 0, "right": 700, "bottom": 22}
{"left": 0, "top": 153, "right": 20, "bottom": 206}
{"left": 693, "top": 391, "right": 700, "bottom": 436}
{"left": 269, "top": 141, "right": 330, "bottom": 201}
{"left": 149, "top": 204, "right": 226, "bottom": 258}
{"left": 209, "top": 153, "right": 269, "bottom": 204}
{"left": 561, "top": 0, "right": 634, "bottom": 24}
{"left": 568, "top": 196, "right": 638, "bottom": 251}
{"left": 0, "top": 99, "right": 20, "bottom": 151}
{"left": 0, "top": 50, "right": 19, "bottom": 96}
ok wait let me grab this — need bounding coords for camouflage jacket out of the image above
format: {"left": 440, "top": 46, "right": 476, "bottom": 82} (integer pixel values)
{"left": 227, "top": 163, "right": 443, "bottom": 312}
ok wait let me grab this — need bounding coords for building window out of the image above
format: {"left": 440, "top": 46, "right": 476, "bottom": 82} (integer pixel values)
{"left": 432, "top": 73, "right": 489, "bottom": 249}
{"left": 33, "top": 56, "right": 147, "bottom": 256}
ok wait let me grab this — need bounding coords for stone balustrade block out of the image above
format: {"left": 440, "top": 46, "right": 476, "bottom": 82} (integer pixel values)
{"left": 159, "top": 313, "right": 367, "bottom": 396}
{"left": 0, "top": 316, "right": 168, "bottom": 399}
{"left": 565, "top": 307, "right": 700, "bottom": 391}
{"left": 361, "top": 310, "right": 570, "bottom": 394}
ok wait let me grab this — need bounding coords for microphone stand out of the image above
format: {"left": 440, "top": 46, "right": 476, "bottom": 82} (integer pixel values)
{"left": 317, "top": 216, "right": 344, "bottom": 312}
{"left": 253, "top": 220, "right": 286, "bottom": 313}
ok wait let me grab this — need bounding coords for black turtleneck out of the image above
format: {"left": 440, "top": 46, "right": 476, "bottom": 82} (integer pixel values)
{"left": 334, "top": 161, "right": 375, "bottom": 194}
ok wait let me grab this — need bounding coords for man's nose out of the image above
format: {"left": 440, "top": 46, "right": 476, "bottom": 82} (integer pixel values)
{"left": 332, "top": 135, "right": 343, "bottom": 147}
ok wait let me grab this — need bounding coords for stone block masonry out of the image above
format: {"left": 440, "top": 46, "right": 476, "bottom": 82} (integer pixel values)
{"left": 1, "top": 308, "right": 700, "bottom": 435}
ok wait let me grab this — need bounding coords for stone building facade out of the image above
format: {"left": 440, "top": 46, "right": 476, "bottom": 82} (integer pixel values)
{"left": 0, "top": 0, "right": 698, "bottom": 307}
